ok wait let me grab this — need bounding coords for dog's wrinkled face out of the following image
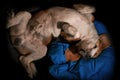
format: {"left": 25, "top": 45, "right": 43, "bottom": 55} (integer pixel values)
{"left": 75, "top": 34, "right": 111, "bottom": 58}
{"left": 75, "top": 40, "right": 99, "bottom": 58}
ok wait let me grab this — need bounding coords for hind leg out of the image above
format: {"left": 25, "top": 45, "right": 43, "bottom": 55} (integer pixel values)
{"left": 19, "top": 40, "right": 47, "bottom": 78}
{"left": 7, "top": 11, "right": 32, "bottom": 28}
{"left": 7, "top": 11, "right": 32, "bottom": 36}
{"left": 73, "top": 4, "right": 95, "bottom": 22}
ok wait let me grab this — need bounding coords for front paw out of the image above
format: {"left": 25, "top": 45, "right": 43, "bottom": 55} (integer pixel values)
{"left": 27, "top": 63, "right": 37, "bottom": 78}
{"left": 19, "top": 56, "right": 37, "bottom": 78}
{"left": 7, "top": 9, "right": 15, "bottom": 19}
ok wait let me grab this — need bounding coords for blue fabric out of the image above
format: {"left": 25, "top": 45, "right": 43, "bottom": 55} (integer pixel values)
{"left": 47, "top": 20, "right": 115, "bottom": 80}
{"left": 48, "top": 42, "right": 69, "bottom": 64}
{"left": 94, "top": 20, "right": 109, "bottom": 35}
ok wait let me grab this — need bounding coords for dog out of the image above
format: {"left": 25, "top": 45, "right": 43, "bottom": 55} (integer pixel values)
{"left": 7, "top": 4, "right": 99, "bottom": 78}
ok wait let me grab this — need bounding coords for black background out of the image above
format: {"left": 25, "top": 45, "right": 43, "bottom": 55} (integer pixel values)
{"left": 1, "top": 0, "right": 120, "bottom": 80}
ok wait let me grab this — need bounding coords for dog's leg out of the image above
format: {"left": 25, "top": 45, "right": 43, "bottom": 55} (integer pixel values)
{"left": 19, "top": 40, "right": 47, "bottom": 78}
{"left": 7, "top": 11, "right": 32, "bottom": 36}
{"left": 73, "top": 4, "right": 95, "bottom": 22}
{"left": 7, "top": 11, "right": 31, "bottom": 28}
{"left": 73, "top": 3, "right": 95, "bottom": 14}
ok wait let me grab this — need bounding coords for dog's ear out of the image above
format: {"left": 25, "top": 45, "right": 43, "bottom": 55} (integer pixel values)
{"left": 73, "top": 3, "right": 95, "bottom": 22}
{"left": 99, "top": 34, "right": 111, "bottom": 50}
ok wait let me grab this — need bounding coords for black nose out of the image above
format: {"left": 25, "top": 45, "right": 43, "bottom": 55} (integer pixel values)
{"left": 86, "top": 55, "right": 91, "bottom": 58}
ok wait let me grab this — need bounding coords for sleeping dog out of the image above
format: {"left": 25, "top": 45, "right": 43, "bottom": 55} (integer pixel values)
{"left": 7, "top": 4, "right": 99, "bottom": 78}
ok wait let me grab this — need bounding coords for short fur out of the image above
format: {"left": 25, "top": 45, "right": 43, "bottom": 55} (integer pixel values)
{"left": 7, "top": 4, "right": 99, "bottom": 78}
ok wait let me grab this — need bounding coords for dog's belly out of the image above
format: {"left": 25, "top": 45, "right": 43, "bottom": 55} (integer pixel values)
{"left": 13, "top": 35, "right": 44, "bottom": 55}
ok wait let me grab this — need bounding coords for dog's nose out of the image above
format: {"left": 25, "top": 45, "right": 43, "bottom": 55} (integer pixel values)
{"left": 86, "top": 55, "right": 91, "bottom": 58}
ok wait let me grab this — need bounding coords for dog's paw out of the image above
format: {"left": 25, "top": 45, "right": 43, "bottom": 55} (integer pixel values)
{"left": 73, "top": 3, "right": 95, "bottom": 14}
{"left": 6, "top": 9, "right": 15, "bottom": 29}
{"left": 19, "top": 56, "right": 37, "bottom": 78}
{"left": 27, "top": 63, "right": 37, "bottom": 78}
{"left": 7, "top": 9, "right": 15, "bottom": 19}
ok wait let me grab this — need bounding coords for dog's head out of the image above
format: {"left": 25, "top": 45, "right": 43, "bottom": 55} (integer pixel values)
{"left": 57, "top": 21, "right": 97, "bottom": 58}
{"left": 73, "top": 34, "right": 111, "bottom": 58}
{"left": 58, "top": 22, "right": 111, "bottom": 58}
{"left": 57, "top": 21, "right": 111, "bottom": 58}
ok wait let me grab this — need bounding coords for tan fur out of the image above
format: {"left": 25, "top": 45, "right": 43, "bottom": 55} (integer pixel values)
{"left": 7, "top": 4, "right": 99, "bottom": 78}
{"left": 73, "top": 3, "right": 95, "bottom": 22}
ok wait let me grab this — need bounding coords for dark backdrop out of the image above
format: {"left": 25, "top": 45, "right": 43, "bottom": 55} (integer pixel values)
{"left": 1, "top": 0, "right": 119, "bottom": 80}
